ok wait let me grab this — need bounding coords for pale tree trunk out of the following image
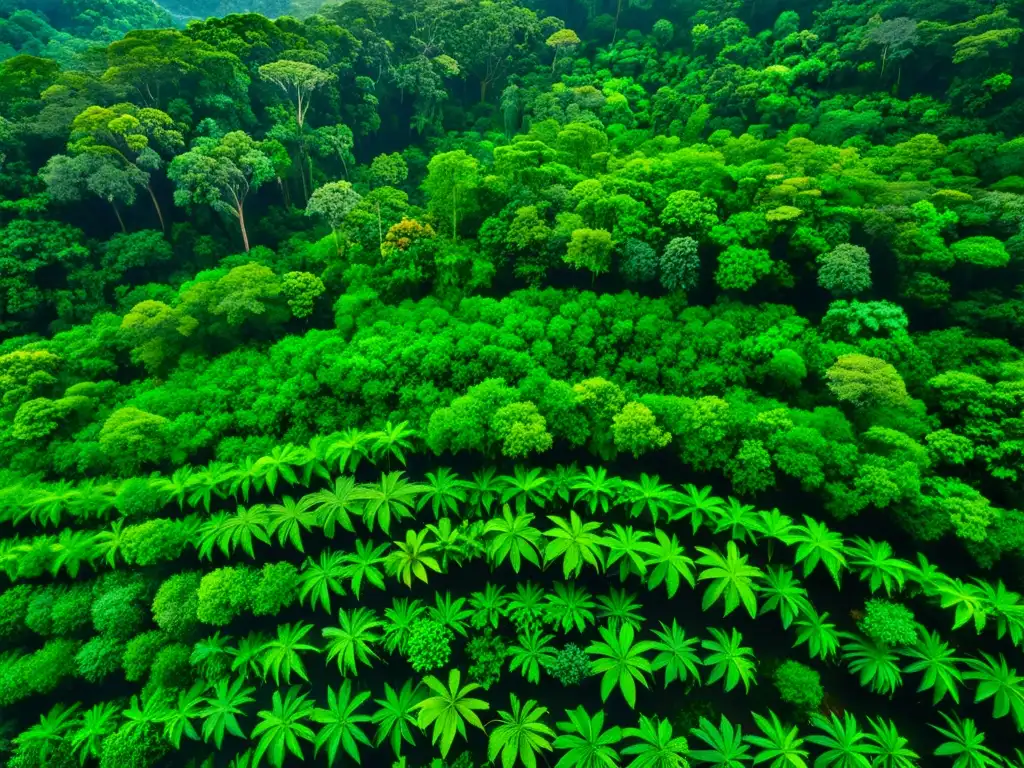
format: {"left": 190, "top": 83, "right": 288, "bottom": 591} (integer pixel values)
{"left": 146, "top": 183, "right": 166, "bottom": 232}
{"left": 237, "top": 204, "right": 250, "bottom": 252}
{"left": 111, "top": 201, "right": 126, "bottom": 233}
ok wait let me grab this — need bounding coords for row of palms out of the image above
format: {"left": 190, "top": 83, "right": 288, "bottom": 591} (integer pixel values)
{"left": 5, "top": 471, "right": 1024, "bottom": 664}
{"left": 18, "top": 669, "right": 1024, "bottom": 768}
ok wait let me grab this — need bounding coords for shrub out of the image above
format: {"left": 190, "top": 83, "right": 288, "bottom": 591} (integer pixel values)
{"left": 0, "top": 585, "right": 34, "bottom": 640}
{"left": 406, "top": 620, "right": 453, "bottom": 672}
{"left": 114, "top": 477, "right": 164, "bottom": 518}
{"left": 152, "top": 572, "right": 201, "bottom": 639}
{"left": 817, "top": 243, "right": 872, "bottom": 294}
{"left": 548, "top": 644, "right": 591, "bottom": 686}
{"left": 92, "top": 587, "right": 146, "bottom": 639}
{"left": 124, "top": 631, "right": 168, "bottom": 683}
{"left": 99, "top": 724, "right": 168, "bottom": 768}
{"left": 25, "top": 588, "right": 57, "bottom": 636}
{"left": 23, "top": 639, "right": 80, "bottom": 696}
{"left": 76, "top": 634, "right": 125, "bottom": 683}
{"left": 773, "top": 660, "right": 824, "bottom": 711}
{"left": 466, "top": 630, "right": 507, "bottom": 690}
{"left": 620, "top": 239, "right": 657, "bottom": 283}
{"left": 860, "top": 599, "right": 918, "bottom": 647}
{"left": 197, "top": 567, "right": 253, "bottom": 626}
{"left": 250, "top": 562, "right": 300, "bottom": 617}
{"left": 148, "top": 643, "right": 193, "bottom": 690}
{"left": 120, "top": 519, "right": 188, "bottom": 566}
{"left": 50, "top": 585, "right": 93, "bottom": 636}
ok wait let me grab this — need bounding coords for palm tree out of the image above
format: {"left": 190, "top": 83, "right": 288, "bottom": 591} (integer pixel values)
{"left": 258, "top": 622, "right": 319, "bottom": 685}
{"left": 841, "top": 633, "right": 903, "bottom": 696}
{"left": 688, "top": 715, "right": 750, "bottom": 766}
{"left": 744, "top": 710, "right": 808, "bottom": 768}
{"left": 298, "top": 550, "right": 347, "bottom": 614}
{"left": 356, "top": 471, "right": 426, "bottom": 535}
{"left": 508, "top": 628, "right": 557, "bottom": 685}
{"left": 251, "top": 686, "right": 316, "bottom": 768}
{"left": 930, "top": 713, "right": 1001, "bottom": 768}
{"left": 864, "top": 717, "right": 919, "bottom": 768}
{"left": 68, "top": 479, "right": 118, "bottom": 522}
{"left": 597, "top": 588, "right": 644, "bottom": 632}
{"left": 702, "top": 627, "right": 757, "bottom": 694}
{"left": 603, "top": 524, "right": 650, "bottom": 582}
{"left": 49, "top": 528, "right": 98, "bottom": 578}
{"left": 487, "top": 694, "right": 556, "bottom": 768}
{"left": 230, "top": 632, "right": 269, "bottom": 681}
{"left": 789, "top": 515, "right": 848, "bottom": 587}
{"left": 500, "top": 466, "right": 551, "bottom": 512}
{"left": 372, "top": 679, "right": 424, "bottom": 757}
{"left": 15, "top": 702, "right": 80, "bottom": 763}
{"left": 153, "top": 467, "right": 193, "bottom": 510}
{"left": 672, "top": 484, "right": 725, "bottom": 534}
{"left": 191, "top": 632, "right": 233, "bottom": 680}
{"left": 587, "top": 623, "right": 656, "bottom": 708}
{"left": 696, "top": 540, "right": 764, "bottom": 619}
{"left": 900, "top": 629, "right": 964, "bottom": 705}
{"left": 621, "top": 473, "right": 679, "bottom": 524}
{"left": 848, "top": 537, "right": 912, "bottom": 597}
{"left": 382, "top": 597, "right": 426, "bottom": 655}
{"left": 266, "top": 496, "right": 318, "bottom": 553}
{"left": 545, "top": 581, "right": 598, "bottom": 634}
{"left": 303, "top": 476, "right": 362, "bottom": 537}
{"left": 163, "top": 680, "right": 206, "bottom": 748}
{"left": 323, "top": 607, "right": 384, "bottom": 676}
{"left": 709, "top": 497, "right": 760, "bottom": 544}
{"left": 572, "top": 466, "right": 623, "bottom": 515}
{"left": 757, "top": 565, "right": 812, "bottom": 630}
{"left": 971, "top": 577, "right": 1024, "bottom": 646}
{"left": 228, "top": 456, "right": 264, "bottom": 502}
{"left": 485, "top": 503, "right": 543, "bottom": 573}
{"left": 385, "top": 527, "right": 442, "bottom": 587}
{"left": 543, "top": 510, "right": 606, "bottom": 579}
{"left": 70, "top": 702, "right": 119, "bottom": 764}
{"left": 467, "top": 466, "right": 503, "bottom": 516}
{"left": 553, "top": 706, "right": 623, "bottom": 768}
{"left": 807, "top": 712, "right": 873, "bottom": 768}
{"left": 508, "top": 581, "right": 547, "bottom": 633}
{"left": 622, "top": 715, "right": 689, "bottom": 768}
{"left": 254, "top": 444, "right": 309, "bottom": 495}
{"left": 418, "top": 467, "right": 469, "bottom": 519}
{"left": 200, "top": 676, "right": 256, "bottom": 749}
{"left": 649, "top": 620, "right": 701, "bottom": 688}
{"left": 198, "top": 505, "right": 270, "bottom": 560}
{"left": 326, "top": 428, "right": 377, "bottom": 473}
{"left": 122, "top": 688, "right": 170, "bottom": 732}
{"left": 27, "top": 482, "right": 79, "bottom": 528}
{"left": 93, "top": 518, "right": 127, "bottom": 568}
{"left": 963, "top": 652, "right": 1024, "bottom": 730}
{"left": 340, "top": 538, "right": 390, "bottom": 598}
{"left": 934, "top": 576, "right": 988, "bottom": 633}
{"left": 793, "top": 607, "right": 841, "bottom": 661}
{"left": 430, "top": 591, "right": 475, "bottom": 637}
{"left": 369, "top": 419, "right": 417, "bottom": 468}
{"left": 186, "top": 461, "right": 237, "bottom": 512}
{"left": 751, "top": 507, "right": 796, "bottom": 559}
{"left": 640, "top": 528, "right": 695, "bottom": 598}
{"left": 311, "top": 681, "right": 373, "bottom": 766}
{"left": 469, "top": 583, "right": 508, "bottom": 630}
{"left": 414, "top": 669, "right": 489, "bottom": 758}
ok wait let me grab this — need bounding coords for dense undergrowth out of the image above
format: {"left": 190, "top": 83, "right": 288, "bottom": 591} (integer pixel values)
{"left": 1, "top": 0, "right": 1024, "bottom": 765}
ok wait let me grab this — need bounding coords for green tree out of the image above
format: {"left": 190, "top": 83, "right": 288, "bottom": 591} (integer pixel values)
{"left": 423, "top": 150, "right": 480, "bottom": 240}
{"left": 564, "top": 228, "right": 613, "bottom": 284}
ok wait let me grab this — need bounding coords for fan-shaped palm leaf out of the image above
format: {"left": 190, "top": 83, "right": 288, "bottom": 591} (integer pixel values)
{"left": 356, "top": 471, "right": 426, "bottom": 535}
{"left": 930, "top": 713, "right": 1001, "bottom": 768}
{"left": 543, "top": 510, "right": 606, "bottom": 579}
{"left": 418, "top": 467, "right": 469, "bottom": 520}
{"left": 485, "top": 503, "right": 543, "bottom": 573}
{"left": 70, "top": 701, "right": 119, "bottom": 764}
{"left": 200, "top": 676, "right": 256, "bottom": 749}
{"left": 758, "top": 565, "right": 812, "bottom": 630}
{"left": 369, "top": 420, "right": 416, "bottom": 468}
{"left": 258, "top": 622, "right": 319, "bottom": 685}
{"left": 572, "top": 466, "right": 623, "bottom": 515}
{"left": 900, "top": 629, "right": 964, "bottom": 705}
{"left": 500, "top": 466, "right": 551, "bottom": 513}
{"left": 849, "top": 537, "right": 912, "bottom": 597}
{"left": 673, "top": 484, "right": 725, "bottom": 534}
{"left": 323, "top": 607, "right": 384, "bottom": 677}
{"left": 963, "top": 652, "right": 1024, "bottom": 731}
{"left": 340, "top": 538, "right": 390, "bottom": 598}
{"left": 603, "top": 524, "right": 650, "bottom": 581}
{"left": 304, "top": 476, "right": 362, "bottom": 537}
{"left": 414, "top": 668, "right": 489, "bottom": 758}
{"left": 649, "top": 620, "right": 701, "bottom": 688}
{"left": 621, "top": 473, "right": 680, "bottom": 525}
{"left": 745, "top": 710, "right": 808, "bottom": 768}
{"left": 266, "top": 496, "right": 318, "bottom": 553}
{"left": 251, "top": 686, "right": 316, "bottom": 768}
{"left": 807, "top": 712, "right": 871, "bottom": 768}
{"left": 864, "top": 717, "right": 919, "bottom": 768}
{"left": 696, "top": 540, "right": 764, "bottom": 619}
{"left": 544, "top": 581, "right": 597, "bottom": 634}
{"left": 385, "top": 527, "right": 442, "bottom": 588}
{"left": 789, "top": 516, "right": 848, "bottom": 588}
{"left": 553, "top": 706, "right": 622, "bottom": 768}
{"left": 298, "top": 550, "right": 347, "bottom": 614}
{"left": 488, "top": 693, "right": 556, "bottom": 768}
{"left": 509, "top": 628, "right": 557, "bottom": 685}
{"left": 688, "top": 715, "right": 750, "bottom": 767}
{"left": 641, "top": 528, "right": 695, "bottom": 599}
{"left": 372, "top": 679, "right": 424, "bottom": 757}
{"left": 841, "top": 633, "right": 902, "bottom": 697}
{"left": 587, "top": 623, "right": 656, "bottom": 708}
{"left": 622, "top": 714, "right": 689, "bottom": 768}
{"left": 311, "top": 680, "right": 372, "bottom": 766}
{"left": 702, "top": 627, "right": 757, "bottom": 694}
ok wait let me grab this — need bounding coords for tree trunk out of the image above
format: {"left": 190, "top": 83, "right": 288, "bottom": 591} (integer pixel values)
{"left": 237, "top": 204, "right": 251, "bottom": 252}
{"left": 613, "top": 0, "right": 623, "bottom": 43}
{"left": 111, "top": 202, "right": 126, "bottom": 233}
{"left": 376, "top": 201, "right": 384, "bottom": 256}
{"left": 452, "top": 187, "right": 458, "bottom": 242}
{"left": 480, "top": 79, "right": 488, "bottom": 104}
{"left": 332, "top": 227, "right": 341, "bottom": 256}
{"left": 146, "top": 183, "right": 166, "bottom": 232}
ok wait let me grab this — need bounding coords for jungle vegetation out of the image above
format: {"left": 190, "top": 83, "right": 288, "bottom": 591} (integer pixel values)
{"left": 1, "top": 0, "right": 1024, "bottom": 765}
